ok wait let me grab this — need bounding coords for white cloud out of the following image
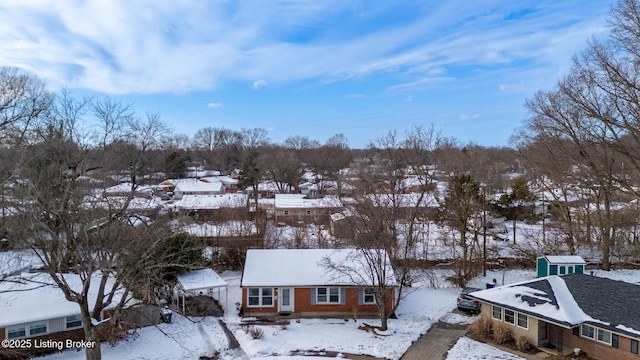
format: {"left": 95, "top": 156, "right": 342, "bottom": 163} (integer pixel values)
{"left": 0, "top": 0, "right": 614, "bottom": 94}
{"left": 459, "top": 113, "right": 480, "bottom": 121}
{"left": 207, "top": 102, "right": 222, "bottom": 108}
{"left": 252, "top": 79, "right": 269, "bottom": 89}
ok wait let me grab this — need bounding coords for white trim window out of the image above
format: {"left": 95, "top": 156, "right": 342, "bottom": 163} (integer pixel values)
{"left": 6, "top": 324, "right": 26, "bottom": 339}
{"left": 504, "top": 309, "right": 515, "bottom": 325}
{"left": 363, "top": 288, "right": 376, "bottom": 304}
{"left": 581, "top": 324, "right": 595, "bottom": 339}
{"left": 29, "top": 321, "right": 47, "bottom": 336}
{"left": 317, "top": 287, "right": 340, "bottom": 304}
{"left": 597, "top": 328, "right": 612, "bottom": 345}
{"left": 517, "top": 313, "right": 528, "bottom": 329}
{"left": 247, "top": 288, "right": 274, "bottom": 307}
{"left": 491, "top": 305, "right": 502, "bottom": 320}
{"left": 6, "top": 321, "right": 48, "bottom": 339}
{"left": 66, "top": 314, "right": 83, "bottom": 329}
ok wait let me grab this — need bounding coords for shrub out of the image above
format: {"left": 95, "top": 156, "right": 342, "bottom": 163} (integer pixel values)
{"left": 469, "top": 316, "right": 492, "bottom": 337}
{"left": 250, "top": 326, "right": 264, "bottom": 340}
{"left": 492, "top": 322, "right": 512, "bottom": 344}
{"left": 515, "top": 334, "right": 529, "bottom": 352}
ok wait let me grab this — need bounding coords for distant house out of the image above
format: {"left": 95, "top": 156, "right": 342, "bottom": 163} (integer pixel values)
{"left": 173, "top": 193, "right": 248, "bottom": 221}
{"left": 102, "top": 182, "right": 154, "bottom": 199}
{"left": 470, "top": 274, "right": 640, "bottom": 360}
{"left": 244, "top": 181, "right": 290, "bottom": 199}
{"left": 173, "top": 179, "right": 225, "bottom": 199}
{"left": 536, "top": 255, "right": 586, "bottom": 277}
{"left": 273, "top": 194, "right": 341, "bottom": 226}
{"left": 240, "top": 249, "right": 397, "bottom": 318}
{"left": 181, "top": 220, "right": 261, "bottom": 249}
{"left": 0, "top": 272, "right": 154, "bottom": 357}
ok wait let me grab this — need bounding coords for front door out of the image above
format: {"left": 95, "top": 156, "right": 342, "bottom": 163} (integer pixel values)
{"left": 539, "top": 321, "right": 548, "bottom": 346}
{"left": 279, "top": 288, "right": 294, "bottom": 313}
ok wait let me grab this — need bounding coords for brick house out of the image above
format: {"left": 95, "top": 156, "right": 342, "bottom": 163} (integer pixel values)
{"left": 240, "top": 249, "right": 397, "bottom": 318}
{"left": 470, "top": 274, "right": 640, "bottom": 359}
{"left": 0, "top": 272, "right": 150, "bottom": 358}
{"left": 273, "top": 194, "right": 342, "bottom": 226}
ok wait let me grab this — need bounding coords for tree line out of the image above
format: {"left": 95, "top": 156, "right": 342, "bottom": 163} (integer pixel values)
{"left": 4, "top": 1, "right": 640, "bottom": 358}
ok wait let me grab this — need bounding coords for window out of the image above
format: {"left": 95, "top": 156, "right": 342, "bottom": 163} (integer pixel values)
{"left": 247, "top": 288, "right": 273, "bottom": 307}
{"left": 491, "top": 305, "right": 502, "bottom": 320}
{"left": 5, "top": 322, "right": 48, "bottom": 339}
{"left": 504, "top": 309, "right": 515, "bottom": 325}
{"left": 28, "top": 321, "right": 47, "bottom": 336}
{"left": 66, "top": 315, "right": 82, "bottom": 329}
{"left": 517, "top": 313, "right": 528, "bottom": 329}
{"left": 316, "top": 287, "right": 340, "bottom": 304}
{"left": 363, "top": 288, "right": 375, "bottom": 304}
{"left": 581, "top": 324, "right": 595, "bottom": 339}
{"left": 306, "top": 210, "right": 311, "bottom": 215}
{"left": 7, "top": 325, "right": 26, "bottom": 339}
{"left": 631, "top": 339, "right": 639, "bottom": 354}
{"left": 283, "top": 210, "right": 289, "bottom": 215}
{"left": 559, "top": 266, "right": 566, "bottom": 275}
{"left": 597, "top": 328, "right": 612, "bottom": 345}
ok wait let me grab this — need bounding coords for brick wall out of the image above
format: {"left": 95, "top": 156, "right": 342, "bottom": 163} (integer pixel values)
{"left": 242, "top": 287, "right": 394, "bottom": 317}
{"left": 560, "top": 327, "right": 640, "bottom": 360}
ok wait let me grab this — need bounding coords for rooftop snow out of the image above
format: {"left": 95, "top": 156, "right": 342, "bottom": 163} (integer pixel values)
{"left": 274, "top": 194, "right": 341, "bottom": 208}
{"left": 542, "top": 255, "right": 586, "bottom": 264}
{"left": 241, "top": 248, "right": 397, "bottom": 287}
{"left": 471, "top": 274, "right": 628, "bottom": 330}
{"left": 0, "top": 272, "right": 128, "bottom": 327}
{"left": 176, "top": 269, "right": 228, "bottom": 291}
{"left": 175, "top": 194, "right": 247, "bottom": 209}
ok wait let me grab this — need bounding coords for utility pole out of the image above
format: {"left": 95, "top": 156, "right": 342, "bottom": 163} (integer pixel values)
{"left": 483, "top": 188, "right": 487, "bottom": 277}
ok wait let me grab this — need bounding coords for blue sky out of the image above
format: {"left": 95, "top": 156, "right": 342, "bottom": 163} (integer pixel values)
{"left": 0, "top": 0, "right": 616, "bottom": 148}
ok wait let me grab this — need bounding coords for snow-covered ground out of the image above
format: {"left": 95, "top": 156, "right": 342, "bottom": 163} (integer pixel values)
{"left": 36, "top": 268, "right": 640, "bottom": 360}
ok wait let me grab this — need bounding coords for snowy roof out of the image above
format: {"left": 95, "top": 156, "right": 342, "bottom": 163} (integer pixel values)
{"left": 274, "top": 194, "right": 341, "bottom": 209}
{"left": 181, "top": 221, "right": 257, "bottom": 237}
{"left": 103, "top": 182, "right": 154, "bottom": 195}
{"left": 200, "top": 176, "right": 238, "bottom": 185}
{"left": 241, "top": 249, "right": 397, "bottom": 287}
{"left": 174, "top": 194, "right": 247, "bottom": 209}
{"left": 83, "top": 195, "right": 163, "bottom": 211}
{"left": 0, "top": 272, "right": 129, "bottom": 327}
{"left": 470, "top": 274, "right": 640, "bottom": 338}
{"left": 541, "top": 255, "right": 586, "bottom": 264}
{"left": 175, "top": 180, "right": 224, "bottom": 193}
{"left": 366, "top": 192, "right": 439, "bottom": 208}
{"left": 176, "top": 269, "right": 228, "bottom": 292}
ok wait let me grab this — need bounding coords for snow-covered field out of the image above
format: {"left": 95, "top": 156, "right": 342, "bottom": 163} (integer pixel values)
{"left": 37, "top": 267, "right": 640, "bottom": 360}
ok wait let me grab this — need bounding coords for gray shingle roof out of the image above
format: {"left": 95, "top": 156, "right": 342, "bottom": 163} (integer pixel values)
{"left": 563, "top": 273, "right": 640, "bottom": 337}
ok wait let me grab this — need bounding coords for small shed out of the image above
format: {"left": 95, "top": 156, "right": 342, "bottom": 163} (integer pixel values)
{"left": 174, "top": 268, "right": 228, "bottom": 314}
{"left": 536, "top": 255, "right": 585, "bottom": 277}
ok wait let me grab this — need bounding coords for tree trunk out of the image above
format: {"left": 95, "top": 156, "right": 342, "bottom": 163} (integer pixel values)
{"left": 379, "top": 309, "right": 388, "bottom": 331}
{"left": 512, "top": 219, "right": 516, "bottom": 244}
{"left": 82, "top": 315, "right": 101, "bottom": 360}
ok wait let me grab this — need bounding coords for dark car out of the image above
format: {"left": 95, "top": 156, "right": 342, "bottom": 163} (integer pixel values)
{"left": 457, "top": 287, "right": 482, "bottom": 313}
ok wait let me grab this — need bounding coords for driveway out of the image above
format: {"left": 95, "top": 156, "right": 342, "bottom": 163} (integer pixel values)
{"left": 400, "top": 321, "right": 469, "bottom": 360}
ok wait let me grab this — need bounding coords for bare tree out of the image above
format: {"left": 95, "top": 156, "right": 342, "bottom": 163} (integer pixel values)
{"left": 14, "top": 93, "right": 182, "bottom": 360}
{"left": 439, "top": 173, "right": 482, "bottom": 286}
{"left": 334, "top": 126, "right": 442, "bottom": 330}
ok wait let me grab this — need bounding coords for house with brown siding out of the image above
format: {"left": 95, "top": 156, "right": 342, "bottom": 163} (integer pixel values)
{"left": 470, "top": 274, "right": 640, "bottom": 359}
{"left": 240, "top": 249, "right": 397, "bottom": 318}
{"left": 273, "top": 194, "right": 341, "bottom": 226}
